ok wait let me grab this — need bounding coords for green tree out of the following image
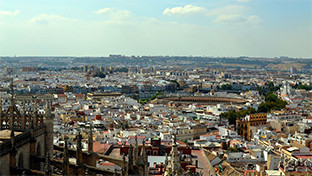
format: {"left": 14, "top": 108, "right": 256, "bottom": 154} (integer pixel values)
{"left": 150, "top": 92, "right": 164, "bottom": 100}
{"left": 257, "top": 92, "right": 287, "bottom": 113}
{"left": 220, "top": 84, "right": 232, "bottom": 90}
{"left": 139, "top": 99, "right": 148, "bottom": 104}
{"left": 220, "top": 107, "right": 256, "bottom": 126}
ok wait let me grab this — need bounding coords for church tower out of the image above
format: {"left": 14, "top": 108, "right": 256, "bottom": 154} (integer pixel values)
{"left": 164, "top": 134, "right": 184, "bottom": 176}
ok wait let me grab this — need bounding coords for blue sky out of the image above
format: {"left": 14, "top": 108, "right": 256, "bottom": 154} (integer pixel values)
{"left": 0, "top": 0, "right": 311, "bottom": 58}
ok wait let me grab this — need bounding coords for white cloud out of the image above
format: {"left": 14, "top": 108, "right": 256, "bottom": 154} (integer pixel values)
{"left": 28, "top": 14, "right": 75, "bottom": 24}
{"left": 247, "top": 15, "right": 261, "bottom": 23}
{"left": 206, "top": 5, "right": 246, "bottom": 16}
{"left": 95, "top": 8, "right": 131, "bottom": 20}
{"left": 213, "top": 14, "right": 261, "bottom": 23}
{"left": 213, "top": 15, "right": 246, "bottom": 23}
{"left": 237, "top": 0, "right": 251, "bottom": 2}
{"left": 163, "top": 4, "right": 260, "bottom": 24}
{"left": 163, "top": 5, "right": 246, "bottom": 16}
{"left": 95, "top": 8, "right": 111, "bottom": 14}
{"left": 0, "top": 10, "right": 19, "bottom": 16}
{"left": 163, "top": 5, "right": 207, "bottom": 16}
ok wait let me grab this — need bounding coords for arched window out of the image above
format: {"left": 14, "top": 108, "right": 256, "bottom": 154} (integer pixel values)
{"left": 36, "top": 143, "right": 41, "bottom": 156}
{"left": 146, "top": 150, "right": 151, "bottom": 155}
{"left": 18, "top": 153, "right": 24, "bottom": 168}
{"left": 35, "top": 143, "right": 41, "bottom": 170}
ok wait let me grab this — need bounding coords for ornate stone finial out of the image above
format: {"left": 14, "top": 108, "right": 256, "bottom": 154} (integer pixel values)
{"left": 168, "top": 131, "right": 182, "bottom": 175}
{"left": 10, "top": 78, "right": 14, "bottom": 106}
{"left": 172, "top": 132, "right": 177, "bottom": 146}
{"left": 135, "top": 135, "right": 138, "bottom": 146}
{"left": 44, "top": 152, "right": 52, "bottom": 176}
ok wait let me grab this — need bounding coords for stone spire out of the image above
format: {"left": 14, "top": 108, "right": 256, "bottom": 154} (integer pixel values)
{"left": 63, "top": 140, "right": 70, "bottom": 176}
{"left": 76, "top": 132, "right": 83, "bottom": 165}
{"left": 164, "top": 133, "right": 184, "bottom": 176}
{"left": 44, "top": 152, "right": 52, "bottom": 176}
{"left": 88, "top": 125, "right": 93, "bottom": 153}
{"left": 140, "top": 140, "right": 147, "bottom": 163}
{"left": 171, "top": 133, "right": 182, "bottom": 174}
{"left": 128, "top": 144, "right": 134, "bottom": 173}
{"left": 139, "top": 140, "right": 149, "bottom": 176}
{"left": 133, "top": 135, "right": 139, "bottom": 162}
{"left": 76, "top": 132, "right": 85, "bottom": 175}
{"left": 10, "top": 78, "right": 14, "bottom": 107}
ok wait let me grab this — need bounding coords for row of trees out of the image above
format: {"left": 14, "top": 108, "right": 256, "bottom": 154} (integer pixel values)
{"left": 292, "top": 83, "right": 312, "bottom": 91}
{"left": 139, "top": 92, "right": 165, "bottom": 104}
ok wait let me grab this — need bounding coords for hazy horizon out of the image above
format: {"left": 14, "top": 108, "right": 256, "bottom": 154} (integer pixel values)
{"left": 1, "top": 0, "right": 311, "bottom": 58}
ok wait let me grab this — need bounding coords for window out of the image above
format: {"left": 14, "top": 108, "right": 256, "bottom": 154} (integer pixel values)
{"left": 18, "top": 153, "right": 23, "bottom": 168}
{"left": 147, "top": 150, "right": 151, "bottom": 155}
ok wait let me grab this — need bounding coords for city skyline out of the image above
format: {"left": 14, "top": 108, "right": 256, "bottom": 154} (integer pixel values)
{"left": 0, "top": 0, "right": 311, "bottom": 58}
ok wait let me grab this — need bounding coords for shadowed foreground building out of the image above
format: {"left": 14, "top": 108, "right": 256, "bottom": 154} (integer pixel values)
{"left": 0, "top": 85, "right": 205, "bottom": 175}
{"left": 0, "top": 95, "right": 54, "bottom": 175}
{"left": 0, "top": 94, "right": 127, "bottom": 175}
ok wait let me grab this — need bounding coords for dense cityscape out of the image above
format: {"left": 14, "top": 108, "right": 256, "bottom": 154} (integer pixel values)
{"left": 1, "top": 0, "right": 311, "bottom": 175}
{"left": 0, "top": 56, "right": 311, "bottom": 176}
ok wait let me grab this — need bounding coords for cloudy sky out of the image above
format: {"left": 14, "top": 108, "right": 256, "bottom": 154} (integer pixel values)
{"left": 0, "top": 0, "right": 311, "bottom": 58}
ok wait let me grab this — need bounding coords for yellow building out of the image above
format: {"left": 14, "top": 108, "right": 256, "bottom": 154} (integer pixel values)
{"left": 236, "top": 113, "right": 267, "bottom": 141}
